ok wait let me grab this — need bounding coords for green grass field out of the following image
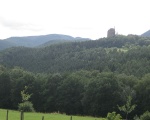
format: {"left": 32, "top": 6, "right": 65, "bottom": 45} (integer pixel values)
{"left": 0, "top": 109, "right": 105, "bottom": 120}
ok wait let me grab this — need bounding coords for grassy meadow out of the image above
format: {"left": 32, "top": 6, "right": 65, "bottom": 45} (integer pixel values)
{"left": 0, "top": 109, "right": 105, "bottom": 120}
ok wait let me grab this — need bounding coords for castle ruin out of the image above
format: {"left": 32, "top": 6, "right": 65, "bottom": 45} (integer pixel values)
{"left": 107, "top": 28, "right": 115, "bottom": 38}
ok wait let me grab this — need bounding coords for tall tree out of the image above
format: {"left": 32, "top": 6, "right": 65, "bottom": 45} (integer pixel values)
{"left": 42, "top": 73, "right": 62, "bottom": 112}
{"left": 82, "top": 72, "right": 121, "bottom": 116}
{"left": 118, "top": 95, "right": 136, "bottom": 120}
{"left": 0, "top": 72, "right": 12, "bottom": 108}
{"left": 56, "top": 75, "right": 84, "bottom": 115}
{"left": 135, "top": 73, "right": 150, "bottom": 115}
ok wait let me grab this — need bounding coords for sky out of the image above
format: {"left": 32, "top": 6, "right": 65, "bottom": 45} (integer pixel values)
{"left": 0, "top": 0, "right": 150, "bottom": 40}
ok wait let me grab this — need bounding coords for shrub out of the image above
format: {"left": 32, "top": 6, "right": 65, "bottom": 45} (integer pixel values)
{"left": 133, "top": 115, "right": 140, "bottom": 120}
{"left": 140, "top": 111, "right": 150, "bottom": 120}
{"left": 106, "top": 112, "right": 122, "bottom": 120}
{"left": 18, "top": 101, "right": 35, "bottom": 112}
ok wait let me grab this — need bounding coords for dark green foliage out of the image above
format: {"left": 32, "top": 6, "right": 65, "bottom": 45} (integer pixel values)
{"left": 1, "top": 35, "right": 150, "bottom": 77}
{"left": 140, "top": 111, "right": 150, "bottom": 120}
{"left": 56, "top": 75, "right": 84, "bottom": 115}
{"left": 1, "top": 35, "right": 150, "bottom": 117}
{"left": 133, "top": 115, "right": 140, "bottom": 120}
{"left": 42, "top": 73, "right": 63, "bottom": 112}
{"left": 135, "top": 74, "right": 150, "bottom": 115}
{"left": 0, "top": 66, "right": 149, "bottom": 117}
{"left": 0, "top": 72, "right": 12, "bottom": 108}
{"left": 118, "top": 96, "right": 136, "bottom": 120}
{"left": 30, "top": 75, "right": 46, "bottom": 111}
{"left": 18, "top": 86, "right": 35, "bottom": 112}
{"left": 106, "top": 112, "right": 122, "bottom": 120}
{"left": 9, "top": 67, "right": 35, "bottom": 109}
{"left": 82, "top": 72, "right": 121, "bottom": 116}
{"left": 18, "top": 101, "right": 35, "bottom": 112}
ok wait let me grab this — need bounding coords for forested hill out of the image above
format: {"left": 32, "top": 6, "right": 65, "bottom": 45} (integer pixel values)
{"left": 0, "top": 34, "right": 90, "bottom": 50}
{"left": 0, "top": 40, "right": 17, "bottom": 50}
{"left": 1, "top": 35, "right": 150, "bottom": 77}
{"left": 141, "top": 29, "right": 150, "bottom": 37}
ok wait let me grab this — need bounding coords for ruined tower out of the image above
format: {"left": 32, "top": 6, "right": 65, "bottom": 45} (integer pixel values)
{"left": 107, "top": 28, "right": 115, "bottom": 38}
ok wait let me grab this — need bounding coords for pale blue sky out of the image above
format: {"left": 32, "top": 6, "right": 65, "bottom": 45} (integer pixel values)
{"left": 0, "top": 0, "right": 150, "bottom": 39}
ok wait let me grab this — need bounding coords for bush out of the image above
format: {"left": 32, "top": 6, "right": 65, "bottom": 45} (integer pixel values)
{"left": 106, "top": 112, "right": 122, "bottom": 120}
{"left": 133, "top": 115, "right": 140, "bottom": 120}
{"left": 18, "top": 101, "right": 35, "bottom": 112}
{"left": 140, "top": 111, "right": 150, "bottom": 120}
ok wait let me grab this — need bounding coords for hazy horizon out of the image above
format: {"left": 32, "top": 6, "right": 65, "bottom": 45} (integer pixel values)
{"left": 0, "top": 0, "right": 150, "bottom": 39}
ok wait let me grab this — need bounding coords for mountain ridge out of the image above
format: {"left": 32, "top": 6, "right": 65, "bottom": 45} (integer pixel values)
{"left": 141, "top": 29, "right": 150, "bottom": 37}
{"left": 0, "top": 34, "right": 90, "bottom": 50}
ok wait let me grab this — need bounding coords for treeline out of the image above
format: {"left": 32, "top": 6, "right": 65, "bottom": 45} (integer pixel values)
{"left": 1, "top": 35, "right": 150, "bottom": 118}
{"left": 0, "top": 35, "right": 150, "bottom": 77}
{"left": 0, "top": 65, "right": 150, "bottom": 118}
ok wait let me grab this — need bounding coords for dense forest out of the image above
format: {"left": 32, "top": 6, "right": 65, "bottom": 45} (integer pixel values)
{"left": 1, "top": 35, "right": 150, "bottom": 77}
{"left": 0, "top": 66, "right": 150, "bottom": 118}
{"left": 0, "top": 35, "right": 150, "bottom": 118}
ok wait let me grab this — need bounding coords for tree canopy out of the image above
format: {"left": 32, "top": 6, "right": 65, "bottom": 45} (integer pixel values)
{"left": 0, "top": 35, "right": 150, "bottom": 118}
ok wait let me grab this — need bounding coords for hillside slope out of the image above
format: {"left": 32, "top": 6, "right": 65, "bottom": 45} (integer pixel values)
{"left": 141, "top": 29, "right": 150, "bottom": 37}
{"left": 0, "top": 34, "right": 90, "bottom": 50}
{"left": 1, "top": 35, "right": 150, "bottom": 77}
{"left": 0, "top": 40, "right": 17, "bottom": 50}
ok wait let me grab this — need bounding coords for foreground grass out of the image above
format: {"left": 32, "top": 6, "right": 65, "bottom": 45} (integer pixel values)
{"left": 0, "top": 109, "right": 105, "bottom": 120}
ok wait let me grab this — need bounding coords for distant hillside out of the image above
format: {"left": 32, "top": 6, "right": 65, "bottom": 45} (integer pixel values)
{"left": 0, "top": 40, "right": 17, "bottom": 50}
{"left": 39, "top": 38, "right": 89, "bottom": 47}
{"left": 1, "top": 35, "right": 150, "bottom": 77}
{"left": 141, "top": 29, "right": 150, "bottom": 37}
{"left": 0, "top": 34, "right": 90, "bottom": 50}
